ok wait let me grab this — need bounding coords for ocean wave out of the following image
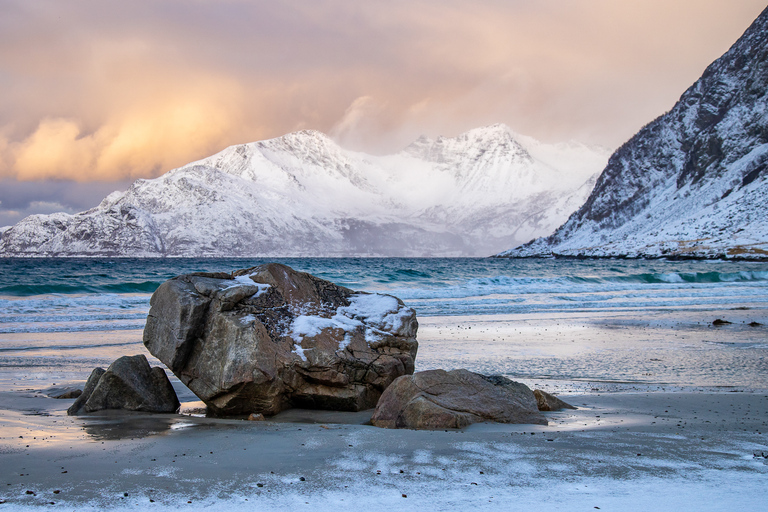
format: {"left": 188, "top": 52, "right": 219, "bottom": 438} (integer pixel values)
{"left": 388, "top": 270, "right": 768, "bottom": 301}
{"left": 1, "top": 259, "right": 767, "bottom": 332}
{"left": 0, "top": 281, "right": 163, "bottom": 296}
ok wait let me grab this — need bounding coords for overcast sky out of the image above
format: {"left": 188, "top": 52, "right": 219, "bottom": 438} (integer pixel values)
{"left": 0, "top": 0, "right": 765, "bottom": 226}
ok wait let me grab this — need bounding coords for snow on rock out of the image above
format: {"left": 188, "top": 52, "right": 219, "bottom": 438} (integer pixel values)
{"left": 144, "top": 263, "right": 419, "bottom": 415}
{"left": 290, "top": 293, "right": 416, "bottom": 353}
{"left": 499, "top": 7, "right": 768, "bottom": 260}
{"left": 0, "top": 126, "right": 608, "bottom": 257}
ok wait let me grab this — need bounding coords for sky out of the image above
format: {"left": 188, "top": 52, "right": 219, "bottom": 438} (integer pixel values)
{"left": 0, "top": 0, "right": 766, "bottom": 227}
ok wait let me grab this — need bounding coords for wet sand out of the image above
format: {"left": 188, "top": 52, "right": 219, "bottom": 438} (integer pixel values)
{"left": 0, "top": 387, "right": 766, "bottom": 510}
{"left": 1, "top": 311, "right": 767, "bottom": 510}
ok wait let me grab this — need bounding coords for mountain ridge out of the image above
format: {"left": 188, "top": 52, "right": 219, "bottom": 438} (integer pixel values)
{"left": 498, "top": 7, "right": 768, "bottom": 260}
{"left": 0, "top": 125, "right": 609, "bottom": 257}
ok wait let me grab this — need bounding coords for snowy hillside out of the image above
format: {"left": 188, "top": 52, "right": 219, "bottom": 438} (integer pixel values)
{"left": 0, "top": 125, "right": 608, "bottom": 257}
{"left": 499, "top": 7, "right": 768, "bottom": 260}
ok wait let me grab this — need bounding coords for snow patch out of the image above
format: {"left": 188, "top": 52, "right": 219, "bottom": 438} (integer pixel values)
{"left": 289, "top": 293, "right": 413, "bottom": 349}
{"left": 223, "top": 275, "right": 272, "bottom": 297}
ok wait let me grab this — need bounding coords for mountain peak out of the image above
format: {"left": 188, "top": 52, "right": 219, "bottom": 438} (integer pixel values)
{"left": 498, "top": 7, "right": 768, "bottom": 259}
{"left": 401, "top": 124, "right": 531, "bottom": 166}
{"left": 0, "top": 126, "right": 608, "bottom": 257}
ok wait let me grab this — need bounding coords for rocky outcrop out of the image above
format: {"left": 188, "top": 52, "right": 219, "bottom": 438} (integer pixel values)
{"left": 67, "top": 355, "right": 180, "bottom": 415}
{"left": 143, "top": 263, "right": 418, "bottom": 416}
{"left": 370, "top": 369, "right": 547, "bottom": 429}
{"left": 534, "top": 389, "right": 576, "bottom": 411}
{"left": 499, "top": 7, "right": 768, "bottom": 259}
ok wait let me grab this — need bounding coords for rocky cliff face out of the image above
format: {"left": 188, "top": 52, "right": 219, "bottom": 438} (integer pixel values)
{"left": 0, "top": 125, "right": 607, "bottom": 257}
{"left": 499, "top": 7, "right": 768, "bottom": 259}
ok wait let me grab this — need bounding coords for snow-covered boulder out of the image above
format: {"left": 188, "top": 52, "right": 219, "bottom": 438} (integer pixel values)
{"left": 143, "top": 263, "right": 418, "bottom": 416}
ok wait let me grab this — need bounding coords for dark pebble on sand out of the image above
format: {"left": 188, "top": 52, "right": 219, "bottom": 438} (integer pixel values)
{"left": 712, "top": 319, "right": 732, "bottom": 326}
{"left": 25, "top": 490, "right": 35, "bottom": 495}
{"left": 53, "top": 490, "right": 60, "bottom": 494}
{"left": 749, "top": 322, "right": 762, "bottom": 327}
{"left": 256, "top": 483, "right": 264, "bottom": 487}
{"left": 402, "top": 494, "right": 407, "bottom": 498}
{"left": 299, "top": 477, "right": 306, "bottom": 481}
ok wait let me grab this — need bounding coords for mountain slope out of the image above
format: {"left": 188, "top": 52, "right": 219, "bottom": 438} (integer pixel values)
{"left": 0, "top": 125, "right": 608, "bottom": 257}
{"left": 499, "top": 7, "right": 768, "bottom": 260}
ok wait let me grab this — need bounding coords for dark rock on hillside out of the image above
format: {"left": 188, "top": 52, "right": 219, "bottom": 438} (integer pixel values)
{"left": 370, "top": 369, "right": 547, "bottom": 429}
{"left": 67, "top": 355, "right": 179, "bottom": 415}
{"left": 143, "top": 263, "right": 418, "bottom": 416}
{"left": 500, "top": 7, "right": 768, "bottom": 259}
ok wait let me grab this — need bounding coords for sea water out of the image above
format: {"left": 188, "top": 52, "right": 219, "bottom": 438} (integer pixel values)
{"left": 1, "top": 257, "right": 767, "bottom": 392}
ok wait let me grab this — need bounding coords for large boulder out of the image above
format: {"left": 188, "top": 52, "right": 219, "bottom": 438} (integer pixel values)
{"left": 143, "top": 263, "right": 418, "bottom": 416}
{"left": 67, "top": 355, "right": 180, "bottom": 415}
{"left": 371, "top": 369, "right": 547, "bottom": 429}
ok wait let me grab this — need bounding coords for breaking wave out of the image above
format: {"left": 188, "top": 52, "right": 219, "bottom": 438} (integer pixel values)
{"left": 1, "top": 258, "right": 767, "bottom": 331}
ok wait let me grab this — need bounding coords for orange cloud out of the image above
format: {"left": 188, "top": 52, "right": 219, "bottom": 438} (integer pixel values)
{"left": 0, "top": 0, "right": 765, "bottom": 182}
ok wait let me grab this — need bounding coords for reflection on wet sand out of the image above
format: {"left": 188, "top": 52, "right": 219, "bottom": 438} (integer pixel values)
{"left": 79, "top": 411, "right": 183, "bottom": 441}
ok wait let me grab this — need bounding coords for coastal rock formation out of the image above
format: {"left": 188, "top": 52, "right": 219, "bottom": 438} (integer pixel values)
{"left": 0, "top": 125, "right": 608, "bottom": 258}
{"left": 143, "top": 263, "right": 418, "bottom": 416}
{"left": 534, "top": 389, "right": 577, "bottom": 411}
{"left": 499, "top": 7, "right": 768, "bottom": 259}
{"left": 67, "top": 355, "right": 180, "bottom": 415}
{"left": 370, "top": 369, "right": 547, "bottom": 429}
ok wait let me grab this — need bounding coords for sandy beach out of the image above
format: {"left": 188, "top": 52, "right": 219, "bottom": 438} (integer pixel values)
{"left": 1, "top": 388, "right": 767, "bottom": 510}
{"left": 1, "top": 311, "right": 767, "bottom": 510}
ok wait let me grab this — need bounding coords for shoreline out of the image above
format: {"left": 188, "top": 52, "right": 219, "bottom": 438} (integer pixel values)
{"left": 1, "top": 386, "right": 766, "bottom": 510}
{"left": 1, "top": 298, "right": 767, "bottom": 508}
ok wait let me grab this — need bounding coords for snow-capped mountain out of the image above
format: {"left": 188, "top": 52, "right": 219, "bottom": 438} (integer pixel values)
{"left": 498, "top": 7, "right": 768, "bottom": 260}
{"left": 0, "top": 124, "right": 608, "bottom": 257}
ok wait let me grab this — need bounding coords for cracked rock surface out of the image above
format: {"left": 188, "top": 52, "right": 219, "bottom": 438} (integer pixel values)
{"left": 371, "top": 369, "right": 547, "bottom": 429}
{"left": 143, "top": 263, "right": 418, "bottom": 416}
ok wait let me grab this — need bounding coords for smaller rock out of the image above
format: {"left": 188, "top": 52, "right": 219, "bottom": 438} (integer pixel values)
{"left": 712, "top": 319, "right": 732, "bottom": 326}
{"left": 534, "top": 389, "right": 576, "bottom": 411}
{"left": 371, "top": 369, "right": 546, "bottom": 429}
{"left": 47, "top": 387, "right": 83, "bottom": 399}
{"left": 67, "top": 368, "right": 106, "bottom": 415}
{"left": 749, "top": 321, "right": 763, "bottom": 327}
{"left": 67, "top": 355, "right": 179, "bottom": 415}
{"left": 247, "top": 413, "right": 266, "bottom": 421}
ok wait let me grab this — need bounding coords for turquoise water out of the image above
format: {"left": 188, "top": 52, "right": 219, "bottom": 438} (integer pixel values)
{"left": 1, "top": 257, "right": 767, "bottom": 391}
{"left": 1, "top": 258, "right": 767, "bottom": 333}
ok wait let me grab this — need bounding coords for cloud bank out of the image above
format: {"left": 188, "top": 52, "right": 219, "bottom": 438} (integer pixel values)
{"left": 0, "top": 0, "right": 765, "bottom": 184}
